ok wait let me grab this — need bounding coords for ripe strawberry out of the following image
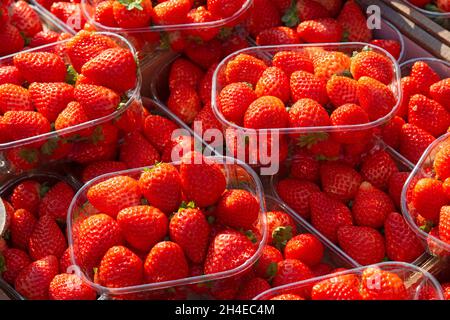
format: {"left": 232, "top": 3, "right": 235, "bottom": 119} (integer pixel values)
{"left": 320, "top": 161, "right": 362, "bottom": 202}
{"left": 11, "top": 0, "right": 42, "bottom": 38}
{"left": 29, "top": 30, "right": 60, "bottom": 48}
{"left": 337, "top": 226, "right": 385, "bottom": 265}
{"left": 255, "top": 26, "right": 299, "bottom": 46}
{"left": 255, "top": 67, "right": 290, "bottom": 103}
{"left": 144, "top": 241, "right": 189, "bottom": 283}
{"left": 119, "top": 131, "right": 161, "bottom": 168}
{"left": 161, "top": 134, "right": 195, "bottom": 163}
{"left": 291, "top": 0, "right": 330, "bottom": 23}
{"left": 217, "top": 82, "right": 256, "bottom": 126}
{"left": 290, "top": 151, "right": 320, "bottom": 182}
{"left": 326, "top": 75, "right": 359, "bottom": 107}
{"left": 388, "top": 172, "right": 410, "bottom": 209}
{"left": 306, "top": 135, "right": 342, "bottom": 161}
{"left": 1, "top": 111, "right": 51, "bottom": 144}
{"left": 276, "top": 178, "right": 320, "bottom": 220}
{"left": 409, "top": 61, "right": 441, "bottom": 95}
{"left": 4, "top": 147, "right": 40, "bottom": 171}
{"left": 10, "top": 180, "right": 41, "bottom": 216}
{"left": 0, "top": 66, "right": 23, "bottom": 86}
{"left": 243, "top": 96, "right": 289, "bottom": 129}
{"left": 81, "top": 47, "right": 137, "bottom": 93}
{"left": 399, "top": 123, "right": 435, "bottom": 164}
{"left": 311, "top": 274, "right": 362, "bottom": 300}
{"left": 198, "top": 63, "right": 219, "bottom": 104}
{"left": 380, "top": 116, "right": 405, "bottom": 149}
{"left": 397, "top": 76, "right": 420, "bottom": 117}
{"left": 290, "top": 71, "right": 328, "bottom": 105}
{"left": 38, "top": 182, "right": 74, "bottom": 221}
{"left": 74, "top": 84, "right": 120, "bottom": 120}
{"left": 272, "top": 259, "right": 314, "bottom": 287}
{"left": 204, "top": 229, "right": 256, "bottom": 274}
{"left": 167, "top": 84, "right": 201, "bottom": 125}
{"left": 215, "top": 189, "right": 259, "bottom": 229}
{"left": 54, "top": 101, "right": 92, "bottom": 138}
{"left": 28, "top": 215, "right": 67, "bottom": 261}
{"left": 0, "top": 84, "right": 33, "bottom": 114}
{"left": 434, "top": 145, "right": 450, "bottom": 181}
{"left": 297, "top": 18, "right": 343, "bottom": 43}
{"left": 310, "top": 192, "right": 353, "bottom": 243}
{"left": 330, "top": 104, "right": 370, "bottom": 144}
{"left": 271, "top": 294, "right": 304, "bottom": 300}
{"left": 221, "top": 34, "right": 249, "bottom": 58}
{"left": 272, "top": 51, "right": 314, "bottom": 77}
{"left": 143, "top": 115, "right": 179, "bottom": 153}
{"left": 208, "top": 0, "right": 247, "bottom": 19}
{"left": 185, "top": 6, "right": 219, "bottom": 41}
{"left": 360, "top": 150, "right": 399, "bottom": 190}
{"left": 313, "top": 51, "right": 351, "bottom": 81}
{"left": 412, "top": 178, "right": 447, "bottom": 221}
{"left": 439, "top": 206, "right": 450, "bottom": 244}
{"left": 184, "top": 39, "right": 223, "bottom": 70}
{"left": 94, "top": 0, "right": 118, "bottom": 27}
{"left": 169, "top": 206, "right": 210, "bottom": 264}
{"left": 50, "top": 2, "right": 86, "bottom": 31}
{"left": 179, "top": 151, "right": 226, "bottom": 207}
{"left": 76, "top": 214, "right": 123, "bottom": 272}
{"left": 29, "top": 82, "right": 74, "bottom": 122}
{"left": 191, "top": 102, "right": 222, "bottom": 143}
{"left": 337, "top": 0, "right": 371, "bottom": 42}
{"left": 284, "top": 233, "right": 324, "bottom": 267}
{"left": 65, "top": 30, "right": 118, "bottom": 73}
{"left": 10, "top": 209, "right": 37, "bottom": 250}
{"left": 408, "top": 94, "right": 450, "bottom": 137}
{"left": 59, "top": 248, "right": 72, "bottom": 274}
{"left": 98, "top": 245, "right": 144, "bottom": 288}
{"left": 13, "top": 52, "right": 66, "bottom": 83}
{"left": 254, "top": 245, "right": 283, "bottom": 279}
{"left": 236, "top": 277, "right": 271, "bottom": 300}
{"left": 266, "top": 211, "right": 298, "bottom": 248}
{"left": 245, "top": 0, "right": 281, "bottom": 37}
{"left": 429, "top": 78, "right": 450, "bottom": 112}
{"left": 357, "top": 76, "right": 396, "bottom": 121}
{"left": 14, "top": 255, "right": 59, "bottom": 300}
{"left": 360, "top": 267, "right": 408, "bottom": 300}
{"left": 370, "top": 40, "right": 401, "bottom": 60}
{"left": 0, "top": 23, "right": 24, "bottom": 56}
{"left": 81, "top": 161, "right": 127, "bottom": 184}
{"left": 112, "top": 0, "right": 152, "bottom": 28}
{"left": 0, "top": 248, "right": 31, "bottom": 285}
{"left": 288, "top": 98, "right": 330, "bottom": 131}
{"left": 351, "top": 51, "right": 394, "bottom": 85}
{"left": 169, "top": 58, "right": 203, "bottom": 91}
{"left": 49, "top": 273, "right": 97, "bottom": 300}
{"left": 152, "top": 0, "right": 190, "bottom": 25}
{"left": 225, "top": 53, "right": 267, "bottom": 87}
{"left": 87, "top": 175, "right": 141, "bottom": 219}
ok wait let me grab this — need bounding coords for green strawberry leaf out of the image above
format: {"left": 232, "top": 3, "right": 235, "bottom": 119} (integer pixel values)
{"left": 66, "top": 65, "right": 78, "bottom": 85}
{"left": 424, "top": 3, "right": 442, "bottom": 12}
{"left": 39, "top": 182, "right": 50, "bottom": 198}
{"left": 141, "top": 198, "right": 149, "bottom": 205}
{"left": 118, "top": 0, "right": 144, "bottom": 11}
{"left": 91, "top": 126, "right": 104, "bottom": 145}
{"left": 207, "top": 215, "right": 216, "bottom": 225}
{"left": 40, "top": 137, "right": 61, "bottom": 156}
{"left": 341, "top": 30, "right": 350, "bottom": 42}
{"left": 282, "top": 0, "right": 299, "bottom": 27}
{"left": 19, "top": 148, "right": 38, "bottom": 164}
{"left": 245, "top": 230, "right": 258, "bottom": 244}
{"left": 297, "top": 132, "right": 329, "bottom": 148}
{"left": 272, "top": 226, "right": 293, "bottom": 251}
{"left": 266, "top": 262, "right": 278, "bottom": 279}
{"left": 218, "top": 27, "right": 233, "bottom": 40}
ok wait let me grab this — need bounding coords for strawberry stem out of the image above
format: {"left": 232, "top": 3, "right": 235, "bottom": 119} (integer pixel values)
{"left": 282, "top": 0, "right": 299, "bottom": 27}
{"left": 117, "top": 0, "right": 143, "bottom": 11}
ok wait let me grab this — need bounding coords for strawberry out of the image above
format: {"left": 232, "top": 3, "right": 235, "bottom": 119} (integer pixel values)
{"left": 439, "top": 206, "right": 450, "bottom": 244}
{"left": 218, "top": 82, "right": 256, "bottom": 126}
{"left": 54, "top": 102, "right": 93, "bottom": 138}
{"left": 94, "top": 0, "right": 118, "bottom": 27}
{"left": 49, "top": 273, "right": 97, "bottom": 300}
{"left": 199, "top": 63, "right": 220, "bottom": 104}
{"left": 184, "top": 39, "right": 223, "bottom": 70}
{"left": 388, "top": 172, "right": 410, "bottom": 209}
{"left": 76, "top": 214, "right": 123, "bottom": 272}
{"left": 168, "top": 58, "right": 203, "bottom": 91}
{"left": 38, "top": 182, "right": 74, "bottom": 221}
{"left": 437, "top": 0, "right": 450, "bottom": 11}
{"left": 191, "top": 102, "right": 222, "bottom": 143}
{"left": 28, "top": 215, "right": 67, "bottom": 261}
{"left": 313, "top": 51, "right": 351, "bottom": 81}
{"left": 215, "top": 189, "right": 259, "bottom": 229}
{"left": 360, "top": 267, "right": 408, "bottom": 300}
{"left": 370, "top": 40, "right": 401, "bottom": 60}
{"left": 161, "top": 134, "right": 195, "bottom": 163}
{"left": 28, "top": 82, "right": 74, "bottom": 122}
{"left": 330, "top": 104, "right": 370, "bottom": 144}
{"left": 297, "top": 18, "right": 343, "bottom": 43}
{"left": 236, "top": 277, "right": 271, "bottom": 300}
{"left": 81, "top": 161, "right": 127, "bottom": 183}
{"left": 255, "top": 26, "right": 299, "bottom": 46}
{"left": 59, "top": 248, "right": 72, "bottom": 274}
{"left": 4, "top": 147, "right": 40, "bottom": 171}
{"left": 397, "top": 76, "right": 420, "bottom": 117}
{"left": 434, "top": 144, "right": 450, "bottom": 180}
{"left": 266, "top": 211, "right": 298, "bottom": 248}
{"left": 0, "top": 23, "right": 24, "bottom": 56}
{"left": 74, "top": 84, "right": 120, "bottom": 120}
{"left": 185, "top": 6, "right": 219, "bottom": 41}
{"left": 399, "top": 123, "right": 435, "bottom": 164}
{"left": 207, "top": 0, "right": 247, "bottom": 19}
{"left": 408, "top": 94, "right": 450, "bottom": 137}
{"left": 0, "top": 66, "right": 23, "bottom": 86}
{"left": 412, "top": 178, "right": 447, "bottom": 221}
{"left": 0, "top": 84, "right": 33, "bottom": 114}
{"left": 272, "top": 259, "right": 314, "bottom": 287}
{"left": 288, "top": 98, "right": 330, "bottom": 130}
{"left": 65, "top": 30, "right": 119, "bottom": 73}
{"left": 245, "top": 0, "right": 281, "bottom": 37}
{"left": 29, "top": 30, "right": 60, "bottom": 48}
{"left": 1, "top": 111, "right": 51, "bottom": 144}
{"left": 290, "top": 71, "right": 328, "bottom": 105}
{"left": 81, "top": 47, "right": 137, "bottom": 93}
{"left": 310, "top": 192, "right": 353, "bottom": 243}
{"left": 225, "top": 53, "right": 267, "bottom": 87}
{"left": 306, "top": 135, "right": 342, "bottom": 160}
{"left": 98, "top": 245, "right": 144, "bottom": 288}
{"left": 13, "top": 52, "right": 66, "bottom": 83}
{"left": 11, "top": 0, "right": 42, "bottom": 38}
{"left": 270, "top": 294, "right": 304, "bottom": 300}
{"left": 243, "top": 96, "right": 289, "bottom": 129}
{"left": 112, "top": 0, "right": 152, "bottom": 28}
{"left": 204, "top": 229, "right": 256, "bottom": 274}
{"left": 221, "top": 34, "right": 249, "bottom": 58}
{"left": 380, "top": 116, "right": 405, "bottom": 149}
{"left": 326, "top": 75, "right": 359, "bottom": 108}
{"left": 409, "top": 61, "right": 441, "bottom": 95}
{"left": 143, "top": 115, "right": 179, "bottom": 153}
{"left": 50, "top": 2, "right": 86, "bottom": 31}
{"left": 10, "top": 180, "right": 41, "bottom": 216}
{"left": 119, "top": 131, "right": 161, "bottom": 168}
{"left": 337, "top": 226, "right": 385, "bottom": 265}
{"left": 87, "top": 175, "right": 141, "bottom": 219}
{"left": 290, "top": 151, "right": 320, "bottom": 182}
{"left": 284, "top": 233, "right": 324, "bottom": 267}
{"left": 138, "top": 163, "right": 182, "bottom": 214}
{"left": 357, "top": 76, "right": 396, "bottom": 121}
{"left": 429, "top": 78, "right": 450, "bottom": 112}
{"left": 290, "top": 0, "right": 330, "bottom": 24}
{"left": 255, "top": 67, "right": 290, "bottom": 103}
{"left": 152, "top": 0, "right": 190, "bottom": 25}
{"left": 14, "top": 255, "right": 59, "bottom": 300}
{"left": 360, "top": 150, "right": 399, "bottom": 190}
{"left": 254, "top": 245, "right": 283, "bottom": 279}
{"left": 311, "top": 274, "right": 362, "bottom": 300}
{"left": 337, "top": 0, "right": 371, "bottom": 42}
{"left": 167, "top": 83, "right": 201, "bottom": 125}
{"left": 179, "top": 151, "right": 226, "bottom": 207}
{"left": 320, "top": 161, "right": 362, "bottom": 202}
{"left": 272, "top": 51, "right": 314, "bottom": 77}
{"left": 351, "top": 51, "right": 394, "bottom": 86}
{"left": 276, "top": 178, "right": 320, "bottom": 220}
{"left": 144, "top": 241, "right": 189, "bottom": 283}
{"left": 0, "top": 248, "right": 31, "bottom": 285}
{"left": 169, "top": 206, "right": 210, "bottom": 264}
{"left": 314, "top": 0, "right": 342, "bottom": 16}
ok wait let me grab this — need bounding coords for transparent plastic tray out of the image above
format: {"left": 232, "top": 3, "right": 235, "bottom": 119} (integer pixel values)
{"left": 253, "top": 262, "right": 444, "bottom": 300}
{"left": 30, "top": 1, "right": 77, "bottom": 35}
{"left": 67, "top": 156, "right": 267, "bottom": 299}
{"left": 402, "top": 0, "right": 450, "bottom": 20}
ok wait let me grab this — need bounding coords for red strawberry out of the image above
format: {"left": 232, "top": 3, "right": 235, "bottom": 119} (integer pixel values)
{"left": 310, "top": 192, "right": 353, "bottom": 243}
{"left": 439, "top": 206, "right": 450, "bottom": 244}
{"left": 254, "top": 245, "right": 283, "bottom": 279}
{"left": 59, "top": 248, "right": 72, "bottom": 274}
{"left": 245, "top": 0, "right": 281, "bottom": 37}
{"left": 337, "top": 0, "right": 371, "bottom": 42}
{"left": 87, "top": 175, "right": 141, "bottom": 219}
{"left": 144, "top": 241, "right": 189, "bottom": 283}
{"left": 388, "top": 172, "right": 410, "bottom": 209}
{"left": 360, "top": 150, "right": 399, "bottom": 190}
{"left": 81, "top": 161, "right": 127, "bottom": 183}
{"left": 399, "top": 123, "right": 435, "bottom": 164}
{"left": 326, "top": 76, "right": 359, "bottom": 108}
{"left": 168, "top": 58, "right": 203, "bottom": 91}
{"left": 434, "top": 145, "right": 450, "bottom": 181}
{"left": 4, "top": 147, "right": 40, "bottom": 171}
{"left": 207, "top": 0, "right": 247, "bottom": 19}
{"left": 370, "top": 40, "right": 401, "bottom": 60}
{"left": 236, "top": 277, "right": 271, "bottom": 300}
{"left": 313, "top": 51, "right": 351, "bottom": 81}
{"left": 244, "top": 96, "right": 289, "bottom": 129}
{"left": 0, "top": 84, "right": 33, "bottom": 114}
{"left": 397, "top": 76, "right": 420, "bottom": 117}
{"left": 143, "top": 114, "right": 179, "bottom": 153}
{"left": 408, "top": 94, "right": 450, "bottom": 137}
{"left": 49, "top": 273, "right": 97, "bottom": 300}
{"left": 0, "top": 66, "right": 23, "bottom": 86}
{"left": 288, "top": 98, "right": 330, "bottom": 130}
{"left": 284, "top": 233, "right": 324, "bottom": 267}
{"left": 10, "top": 180, "right": 41, "bottom": 216}
{"left": 357, "top": 76, "right": 396, "bottom": 121}
{"left": 320, "top": 161, "right": 362, "bottom": 202}
{"left": 337, "top": 226, "right": 385, "bottom": 265}
{"left": 204, "top": 229, "right": 256, "bottom": 274}
{"left": 290, "top": 71, "right": 328, "bottom": 105}
{"left": 199, "top": 63, "right": 220, "bottom": 104}
{"left": 218, "top": 82, "right": 256, "bottom": 126}
{"left": 169, "top": 206, "right": 210, "bottom": 264}
{"left": 330, "top": 104, "right": 371, "bottom": 144}
{"left": 290, "top": 0, "right": 330, "bottom": 24}
{"left": 50, "top": 2, "right": 86, "bottom": 31}
{"left": 29, "top": 30, "right": 60, "bottom": 48}
{"left": 29, "top": 82, "right": 74, "bottom": 122}
{"left": 74, "top": 84, "right": 120, "bottom": 120}
{"left": 0, "top": 248, "right": 31, "bottom": 285}
{"left": 314, "top": 0, "right": 342, "bottom": 16}
{"left": 380, "top": 116, "right": 405, "bottom": 149}
{"left": 266, "top": 211, "right": 298, "bottom": 248}
{"left": 430, "top": 78, "right": 450, "bottom": 112}
{"left": 311, "top": 274, "right": 362, "bottom": 300}
{"left": 185, "top": 6, "right": 219, "bottom": 41}
{"left": 191, "top": 102, "right": 222, "bottom": 143}
{"left": 10, "top": 209, "right": 37, "bottom": 250}
{"left": 13, "top": 52, "right": 66, "bottom": 83}
{"left": 112, "top": 0, "right": 152, "bottom": 28}
{"left": 297, "top": 18, "right": 343, "bottom": 43}
{"left": 161, "top": 134, "right": 195, "bottom": 163}
{"left": 215, "top": 189, "right": 259, "bottom": 229}
{"left": 152, "top": 0, "right": 190, "bottom": 25}
{"left": 412, "top": 178, "right": 447, "bottom": 221}
{"left": 98, "top": 245, "right": 144, "bottom": 288}
{"left": 28, "top": 215, "right": 67, "bottom": 261}
{"left": 351, "top": 51, "right": 394, "bottom": 85}
{"left": 14, "top": 255, "right": 59, "bottom": 300}
{"left": 255, "top": 26, "right": 299, "bottom": 46}
{"left": 54, "top": 101, "right": 93, "bottom": 138}
{"left": 272, "top": 51, "right": 314, "bottom": 77}
{"left": 167, "top": 84, "right": 201, "bottom": 125}
{"left": 184, "top": 39, "right": 223, "bottom": 70}
{"left": 272, "top": 259, "right": 314, "bottom": 287}
{"left": 38, "top": 182, "right": 74, "bottom": 221}
{"left": 0, "top": 23, "right": 24, "bottom": 56}
{"left": 290, "top": 151, "right": 320, "bottom": 182}
{"left": 94, "top": 0, "right": 118, "bottom": 27}
{"left": 179, "top": 151, "right": 226, "bottom": 207}
{"left": 276, "top": 178, "right": 320, "bottom": 220}
{"left": 11, "top": 0, "right": 42, "bottom": 38}
{"left": 360, "top": 267, "right": 408, "bottom": 300}
{"left": 1, "top": 111, "right": 51, "bottom": 144}
{"left": 409, "top": 61, "right": 441, "bottom": 95}
{"left": 119, "top": 131, "right": 161, "bottom": 169}
{"left": 255, "top": 67, "right": 290, "bottom": 103}
{"left": 225, "top": 53, "right": 267, "bottom": 87}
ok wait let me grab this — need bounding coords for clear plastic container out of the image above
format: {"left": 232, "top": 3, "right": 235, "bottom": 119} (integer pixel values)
{"left": 401, "top": 132, "right": 450, "bottom": 258}
{"left": 30, "top": 1, "right": 77, "bottom": 35}
{"left": 67, "top": 156, "right": 267, "bottom": 299}
{"left": 400, "top": 57, "right": 450, "bottom": 78}
{"left": 253, "top": 262, "right": 444, "bottom": 300}
{"left": 0, "top": 32, "right": 143, "bottom": 175}
{"left": 211, "top": 43, "right": 402, "bottom": 136}
{"left": 402, "top": 0, "right": 450, "bottom": 27}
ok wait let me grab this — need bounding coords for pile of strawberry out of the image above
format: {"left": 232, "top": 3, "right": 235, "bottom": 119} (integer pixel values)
{"left": 408, "top": 0, "right": 449, "bottom": 12}
{"left": 0, "top": 177, "right": 99, "bottom": 300}
{"left": 406, "top": 139, "right": 450, "bottom": 256}
{"left": 0, "top": 0, "right": 70, "bottom": 57}
{"left": 379, "top": 60, "right": 450, "bottom": 164}
{"left": 35, "top": 0, "right": 87, "bottom": 32}
{"left": 275, "top": 146, "right": 426, "bottom": 266}
{"left": 245, "top": 0, "right": 402, "bottom": 60}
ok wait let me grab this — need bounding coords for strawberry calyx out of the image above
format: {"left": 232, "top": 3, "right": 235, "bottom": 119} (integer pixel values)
{"left": 272, "top": 226, "right": 293, "bottom": 251}
{"left": 281, "top": 0, "right": 299, "bottom": 27}
{"left": 266, "top": 262, "right": 278, "bottom": 280}
{"left": 38, "top": 182, "right": 50, "bottom": 198}
{"left": 245, "top": 230, "right": 258, "bottom": 244}
{"left": 178, "top": 201, "right": 197, "bottom": 212}
{"left": 18, "top": 148, "right": 38, "bottom": 164}
{"left": 207, "top": 215, "right": 215, "bottom": 225}
{"left": 117, "top": 0, "right": 144, "bottom": 11}
{"left": 424, "top": 3, "right": 442, "bottom": 13}
{"left": 66, "top": 65, "right": 78, "bottom": 85}
{"left": 341, "top": 30, "right": 350, "bottom": 42}
{"left": 419, "top": 220, "right": 434, "bottom": 233}
{"left": 298, "top": 132, "right": 329, "bottom": 148}
{"left": 217, "top": 27, "right": 233, "bottom": 40}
